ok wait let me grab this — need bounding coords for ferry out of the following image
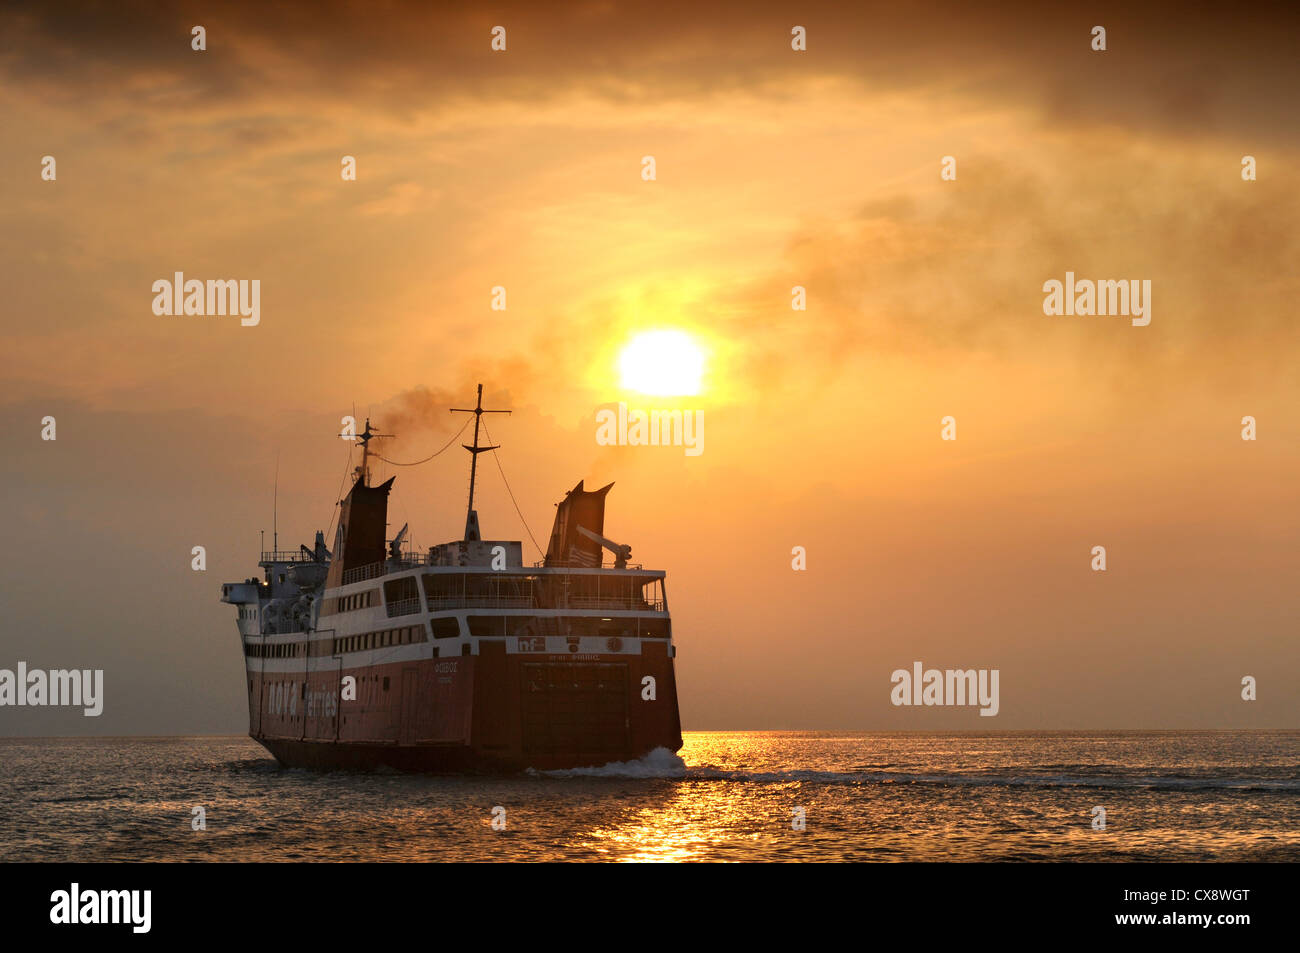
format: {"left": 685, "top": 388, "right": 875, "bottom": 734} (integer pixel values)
{"left": 220, "top": 386, "right": 683, "bottom": 771}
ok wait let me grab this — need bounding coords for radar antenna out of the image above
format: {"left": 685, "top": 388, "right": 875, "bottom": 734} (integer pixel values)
{"left": 450, "top": 384, "right": 511, "bottom": 541}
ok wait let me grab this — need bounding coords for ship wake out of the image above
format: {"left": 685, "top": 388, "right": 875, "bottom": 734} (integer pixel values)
{"left": 530, "top": 747, "right": 687, "bottom": 779}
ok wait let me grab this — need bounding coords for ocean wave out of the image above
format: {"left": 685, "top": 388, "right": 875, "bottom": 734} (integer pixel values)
{"left": 676, "top": 766, "right": 1300, "bottom": 792}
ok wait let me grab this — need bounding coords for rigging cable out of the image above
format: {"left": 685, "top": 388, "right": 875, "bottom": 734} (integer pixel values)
{"left": 377, "top": 417, "right": 472, "bottom": 466}
{"left": 481, "top": 418, "right": 545, "bottom": 558}
{"left": 323, "top": 441, "right": 353, "bottom": 547}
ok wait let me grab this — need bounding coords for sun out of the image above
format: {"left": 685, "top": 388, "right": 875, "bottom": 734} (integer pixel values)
{"left": 617, "top": 330, "right": 706, "bottom": 396}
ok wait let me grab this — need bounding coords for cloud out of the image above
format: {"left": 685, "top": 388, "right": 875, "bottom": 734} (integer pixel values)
{"left": 2, "top": 0, "right": 1296, "bottom": 147}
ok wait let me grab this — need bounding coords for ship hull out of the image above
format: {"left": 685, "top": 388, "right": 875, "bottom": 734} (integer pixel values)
{"left": 246, "top": 642, "right": 683, "bottom": 773}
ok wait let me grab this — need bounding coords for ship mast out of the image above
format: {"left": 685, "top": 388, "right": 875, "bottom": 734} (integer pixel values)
{"left": 451, "top": 384, "right": 510, "bottom": 541}
{"left": 353, "top": 418, "right": 389, "bottom": 488}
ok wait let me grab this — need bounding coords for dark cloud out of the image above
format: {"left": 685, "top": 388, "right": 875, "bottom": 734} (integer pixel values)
{"left": 2, "top": 0, "right": 1296, "bottom": 146}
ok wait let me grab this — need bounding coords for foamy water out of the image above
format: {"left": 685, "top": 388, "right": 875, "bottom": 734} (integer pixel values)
{"left": 4, "top": 731, "right": 1297, "bottom": 861}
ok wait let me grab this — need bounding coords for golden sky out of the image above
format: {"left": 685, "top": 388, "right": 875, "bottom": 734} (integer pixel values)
{"left": 2, "top": 0, "right": 1297, "bottom": 732}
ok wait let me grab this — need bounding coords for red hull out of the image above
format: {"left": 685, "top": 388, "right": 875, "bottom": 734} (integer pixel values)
{"left": 248, "top": 641, "right": 682, "bottom": 772}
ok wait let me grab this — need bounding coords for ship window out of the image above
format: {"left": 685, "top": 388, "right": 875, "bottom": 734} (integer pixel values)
{"left": 431, "top": 618, "right": 459, "bottom": 639}
{"left": 383, "top": 677, "right": 390, "bottom": 691}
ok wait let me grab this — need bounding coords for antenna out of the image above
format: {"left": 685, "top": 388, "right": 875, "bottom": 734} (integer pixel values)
{"left": 450, "top": 384, "right": 510, "bottom": 541}
{"left": 339, "top": 417, "right": 391, "bottom": 488}
{"left": 273, "top": 452, "right": 280, "bottom": 556}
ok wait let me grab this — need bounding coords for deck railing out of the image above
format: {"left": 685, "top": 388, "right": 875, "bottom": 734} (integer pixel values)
{"left": 385, "top": 597, "right": 423, "bottom": 618}
{"left": 532, "top": 559, "right": 644, "bottom": 570}
{"left": 340, "top": 555, "right": 434, "bottom": 585}
{"left": 426, "top": 595, "right": 536, "bottom": 610}
{"left": 260, "top": 550, "right": 321, "bottom": 564}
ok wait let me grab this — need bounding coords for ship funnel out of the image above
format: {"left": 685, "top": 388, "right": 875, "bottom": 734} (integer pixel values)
{"left": 545, "top": 480, "right": 614, "bottom": 567}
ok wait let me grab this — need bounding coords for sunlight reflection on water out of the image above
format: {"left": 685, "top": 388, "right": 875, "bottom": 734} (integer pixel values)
{"left": 3, "top": 731, "right": 1297, "bottom": 862}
